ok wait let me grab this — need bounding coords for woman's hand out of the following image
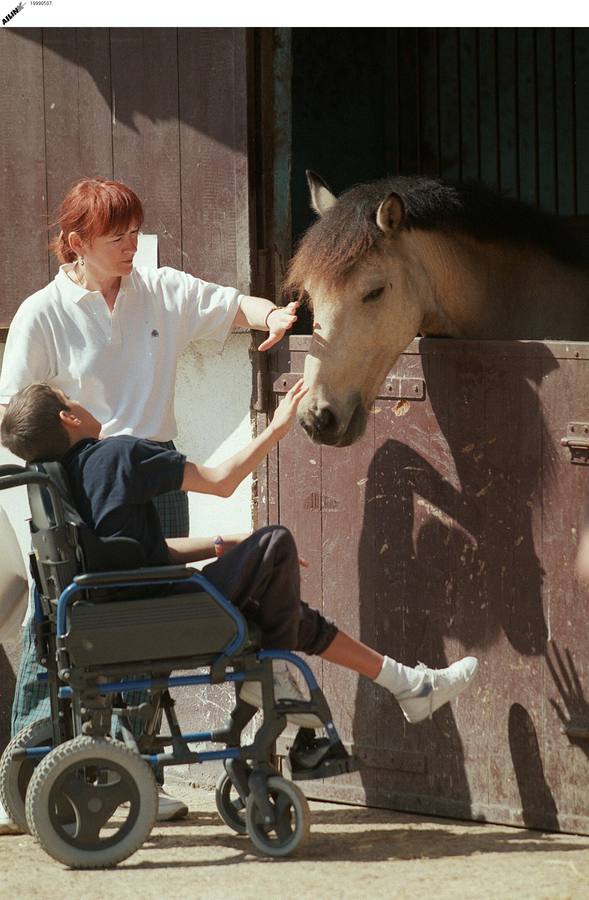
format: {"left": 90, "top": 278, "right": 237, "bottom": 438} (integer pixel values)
{"left": 257, "top": 301, "right": 300, "bottom": 352}
{"left": 270, "top": 378, "right": 308, "bottom": 437}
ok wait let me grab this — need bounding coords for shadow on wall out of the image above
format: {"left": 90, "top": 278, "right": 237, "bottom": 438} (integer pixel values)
{"left": 12, "top": 27, "right": 245, "bottom": 147}
{"left": 353, "top": 341, "right": 558, "bottom": 818}
{"left": 546, "top": 642, "right": 589, "bottom": 763}
{"left": 509, "top": 702, "right": 559, "bottom": 831}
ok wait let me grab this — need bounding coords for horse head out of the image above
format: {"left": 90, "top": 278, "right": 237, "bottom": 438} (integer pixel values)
{"left": 288, "top": 172, "right": 435, "bottom": 446}
{"left": 288, "top": 171, "right": 589, "bottom": 447}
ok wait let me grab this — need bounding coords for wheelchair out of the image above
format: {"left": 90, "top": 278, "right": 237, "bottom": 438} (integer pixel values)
{"left": 0, "top": 462, "right": 357, "bottom": 868}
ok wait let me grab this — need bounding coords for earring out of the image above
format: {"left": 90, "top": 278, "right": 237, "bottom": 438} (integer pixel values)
{"left": 78, "top": 256, "right": 85, "bottom": 266}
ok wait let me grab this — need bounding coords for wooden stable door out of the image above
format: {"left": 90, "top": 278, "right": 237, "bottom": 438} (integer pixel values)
{"left": 270, "top": 336, "right": 589, "bottom": 835}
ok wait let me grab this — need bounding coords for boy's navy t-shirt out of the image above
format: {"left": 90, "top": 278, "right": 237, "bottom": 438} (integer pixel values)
{"left": 61, "top": 436, "right": 186, "bottom": 565}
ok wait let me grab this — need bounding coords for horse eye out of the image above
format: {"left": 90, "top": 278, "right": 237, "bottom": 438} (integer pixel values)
{"left": 362, "top": 287, "right": 384, "bottom": 303}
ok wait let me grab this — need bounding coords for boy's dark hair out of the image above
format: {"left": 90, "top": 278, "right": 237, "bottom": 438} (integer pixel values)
{"left": 1, "top": 383, "right": 70, "bottom": 462}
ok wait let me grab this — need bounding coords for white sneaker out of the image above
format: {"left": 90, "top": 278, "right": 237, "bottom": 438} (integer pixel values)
{"left": 156, "top": 788, "right": 188, "bottom": 822}
{"left": 395, "top": 657, "right": 479, "bottom": 724}
{"left": 240, "top": 662, "right": 322, "bottom": 729}
{"left": 0, "top": 799, "right": 24, "bottom": 836}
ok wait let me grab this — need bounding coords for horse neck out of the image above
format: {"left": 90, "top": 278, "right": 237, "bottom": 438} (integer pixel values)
{"left": 406, "top": 230, "right": 489, "bottom": 338}
{"left": 406, "top": 230, "right": 589, "bottom": 340}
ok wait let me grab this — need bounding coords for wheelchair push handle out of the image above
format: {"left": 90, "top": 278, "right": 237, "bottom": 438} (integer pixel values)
{"left": 0, "top": 464, "right": 67, "bottom": 525}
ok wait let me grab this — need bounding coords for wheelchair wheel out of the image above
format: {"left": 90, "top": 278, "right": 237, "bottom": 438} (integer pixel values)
{"left": 245, "top": 775, "right": 310, "bottom": 857}
{"left": 25, "top": 736, "right": 157, "bottom": 869}
{"left": 0, "top": 717, "right": 53, "bottom": 832}
{"left": 215, "top": 770, "right": 248, "bottom": 835}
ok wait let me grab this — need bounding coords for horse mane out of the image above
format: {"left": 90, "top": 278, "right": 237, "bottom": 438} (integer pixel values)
{"left": 284, "top": 176, "right": 589, "bottom": 297}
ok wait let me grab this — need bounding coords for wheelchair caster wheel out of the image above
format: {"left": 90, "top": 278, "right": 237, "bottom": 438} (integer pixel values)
{"left": 245, "top": 775, "right": 310, "bottom": 857}
{"left": 0, "top": 717, "right": 53, "bottom": 833}
{"left": 25, "top": 736, "right": 157, "bottom": 869}
{"left": 215, "top": 771, "right": 248, "bottom": 835}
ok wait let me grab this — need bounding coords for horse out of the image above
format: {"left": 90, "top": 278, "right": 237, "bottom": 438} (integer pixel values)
{"left": 285, "top": 172, "right": 589, "bottom": 447}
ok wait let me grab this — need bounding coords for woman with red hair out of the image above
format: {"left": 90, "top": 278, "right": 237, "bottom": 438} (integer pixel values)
{"left": 0, "top": 177, "right": 298, "bottom": 831}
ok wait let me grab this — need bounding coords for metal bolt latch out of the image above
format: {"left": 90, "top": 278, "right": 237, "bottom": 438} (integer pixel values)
{"left": 561, "top": 423, "right": 589, "bottom": 465}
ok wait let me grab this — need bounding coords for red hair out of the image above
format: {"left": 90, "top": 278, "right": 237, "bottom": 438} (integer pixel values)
{"left": 49, "top": 178, "right": 144, "bottom": 263}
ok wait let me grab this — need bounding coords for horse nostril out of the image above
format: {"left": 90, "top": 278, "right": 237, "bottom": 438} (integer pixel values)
{"left": 299, "top": 404, "right": 339, "bottom": 443}
{"left": 315, "top": 406, "right": 336, "bottom": 436}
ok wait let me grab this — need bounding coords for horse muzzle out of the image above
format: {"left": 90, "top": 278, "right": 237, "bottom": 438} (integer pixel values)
{"left": 298, "top": 396, "right": 368, "bottom": 447}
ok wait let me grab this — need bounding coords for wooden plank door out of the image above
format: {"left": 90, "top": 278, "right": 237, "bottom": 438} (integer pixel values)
{"left": 271, "top": 336, "right": 589, "bottom": 834}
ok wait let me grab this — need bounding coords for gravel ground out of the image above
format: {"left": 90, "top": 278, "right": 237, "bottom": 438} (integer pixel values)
{"left": 2, "top": 780, "right": 589, "bottom": 900}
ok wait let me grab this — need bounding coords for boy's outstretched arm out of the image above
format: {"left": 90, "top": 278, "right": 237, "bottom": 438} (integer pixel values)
{"left": 166, "top": 533, "right": 248, "bottom": 564}
{"left": 180, "top": 379, "right": 307, "bottom": 498}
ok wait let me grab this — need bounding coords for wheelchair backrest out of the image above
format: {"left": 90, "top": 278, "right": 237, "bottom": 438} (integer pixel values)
{"left": 27, "top": 462, "right": 146, "bottom": 601}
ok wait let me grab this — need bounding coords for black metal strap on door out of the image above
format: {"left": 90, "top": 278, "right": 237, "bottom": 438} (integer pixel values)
{"left": 562, "top": 423, "right": 589, "bottom": 464}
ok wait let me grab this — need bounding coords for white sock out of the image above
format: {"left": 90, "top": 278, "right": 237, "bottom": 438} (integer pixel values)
{"left": 374, "top": 656, "right": 423, "bottom": 697}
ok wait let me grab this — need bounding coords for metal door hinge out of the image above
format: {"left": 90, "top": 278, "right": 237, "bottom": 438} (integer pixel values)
{"left": 251, "top": 341, "right": 270, "bottom": 413}
{"left": 561, "top": 422, "right": 589, "bottom": 464}
{"left": 377, "top": 376, "right": 425, "bottom": 401}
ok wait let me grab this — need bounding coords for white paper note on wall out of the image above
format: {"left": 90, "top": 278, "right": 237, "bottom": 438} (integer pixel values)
{"left": 135, "top": 233, "right": 158, "bottom": 268}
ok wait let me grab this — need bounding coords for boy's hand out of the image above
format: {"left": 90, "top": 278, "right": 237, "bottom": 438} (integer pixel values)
{"left": 270, "top": 378, "right": 308, "bottom": 437}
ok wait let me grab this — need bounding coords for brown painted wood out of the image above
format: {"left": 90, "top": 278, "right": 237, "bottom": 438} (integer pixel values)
{"left": 516, "top": 28, "right": 538, "bottom": 206}
{"left": 478, "top": 28, "right": 499, "bottom": 189}
{"left": 438, "top": 28, "right": 460, "bottom": 182}
{"left": 574, "top": 29, "right": 589, "bottom": 214}
{"left": 110, "top": 29, "right": 182, "bottom": 270}
{"left": 539, "top": 354, "right": 589, "bottom": 832}
{"left": 0, "top": 27, "right": 252, "bottom": 325}
{"left": 387, "top": 27, "right": 583, "bottom": 212}
{"left": 397, "top": 28, "right": 419, "bottom": 175}
{"left": 272, "top": 336, "right": 589, "bottom": 833}
{"left": 178, "top": 28, "right": 250, "bottom": 292}
{"left": 554, "top": 29, "right": 576, "bottom": 216}
{"left": 497, "top": 29, "right": 517, "bottom": 197}
{"left": 322, "top": 421, "right": 379, "bottom": 801}
{"left": 536, "top": 29, "right": 557, "bottom": 212}
{"left": 42, "top": 29, "right": 113, "bottom": 280}
{"left": 418, "top": 29, "right": 439, "bottom": 177}
{"left": 0, "top": 29, "right": 48, "bottom": 326}
{"left": 458, "top": 28, "right": 479, "bottom": 183}
{"left": 383, "top": 30, "right": 400, "bottom": 176}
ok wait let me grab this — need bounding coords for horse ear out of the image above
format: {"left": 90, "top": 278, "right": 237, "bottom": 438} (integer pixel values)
{"left": 306, "top": 170, "right": 337, "bottom": 216}
{"left": 376, "top": 192, "right": 405, "bottom": 235}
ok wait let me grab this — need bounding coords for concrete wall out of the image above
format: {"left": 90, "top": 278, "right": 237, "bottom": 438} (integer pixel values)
{"left": 0, "top": 332, "right": 255, "bottom": 751}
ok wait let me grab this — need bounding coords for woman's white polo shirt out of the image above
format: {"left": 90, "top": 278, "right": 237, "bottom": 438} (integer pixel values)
{"left": 0, "top": 265, "right": 243, "bottom": 440}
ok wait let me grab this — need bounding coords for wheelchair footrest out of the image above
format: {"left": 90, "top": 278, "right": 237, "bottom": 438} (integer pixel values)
{"left": 288, "top": 730, "right": 360, "bottom": 781}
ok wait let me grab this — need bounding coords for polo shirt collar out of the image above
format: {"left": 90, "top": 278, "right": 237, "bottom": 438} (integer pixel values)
{"left": 56, "top": 265, "right": 133, "bottom": 304}
{"left": 62, "top": 436, "right": 100, "bottom": 463}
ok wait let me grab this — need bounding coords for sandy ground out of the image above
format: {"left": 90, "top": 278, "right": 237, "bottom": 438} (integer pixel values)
{"left": 2, "top": 780, "right": 589, "bottom": 900}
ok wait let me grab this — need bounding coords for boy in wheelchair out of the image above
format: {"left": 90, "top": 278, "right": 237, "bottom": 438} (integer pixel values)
{"left": 0, "top": 381, "right": 478, "bottom": 868}
{"left": 2, "top": 380, "right": 478, "bottom": 724}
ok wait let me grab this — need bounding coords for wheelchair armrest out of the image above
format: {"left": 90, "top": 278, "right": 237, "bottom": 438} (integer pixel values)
{"left": 0, "top": 464, "right": 27, "bottom": 478}
{"left": 73, "top": 565, "right": 192, "bottom": 588}
{"left": 0, "top": 466, "right": 67, "bottom": 524}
